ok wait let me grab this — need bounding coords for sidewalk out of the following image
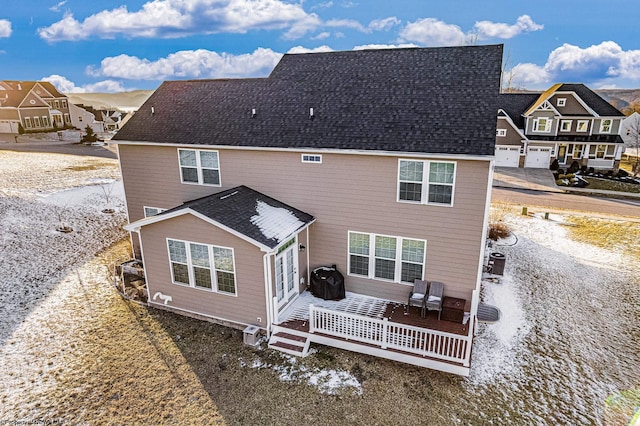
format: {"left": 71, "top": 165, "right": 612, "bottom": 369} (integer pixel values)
{"left": 493, "top": 166, "right": 640, "bottom": 199}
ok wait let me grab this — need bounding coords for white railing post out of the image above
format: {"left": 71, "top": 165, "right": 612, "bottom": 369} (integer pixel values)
{"left": 381, "top": 318, "right": 388, "bottom": 349}
{"left": 463, "top": 290, "right": 479, "bottom": 367}
{"left": 273, "top": 296, "right": 279, "bottom": 324}
{"left": 309, "top": 304, "right": 315, "bottom": 333}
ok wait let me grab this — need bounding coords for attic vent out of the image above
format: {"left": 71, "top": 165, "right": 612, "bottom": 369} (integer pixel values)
{"left": 219, "top": 191, "right": 239, "bottom": 200}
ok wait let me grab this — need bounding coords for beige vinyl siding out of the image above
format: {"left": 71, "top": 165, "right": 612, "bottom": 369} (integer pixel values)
{"left": 120, "top": 144, "right": 490, "bottom": 302}
{"left": 140, "top": 214, "right": 267, "bottom": 326}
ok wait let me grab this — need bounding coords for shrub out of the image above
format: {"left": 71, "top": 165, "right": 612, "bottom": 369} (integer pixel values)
{"left": 488, "top": 222, "right": 511, "bottom": 240}
{"left": 580, "top": 165, "right": 588, "bottom": 173}
{"left": 550, "top": 159, "right": 559, "bottom": 171}
{"left": 617, "top": 169, "right": 629, "bottom": 178}
{"left": 568, "top": 160, "right": 580, "bottom": 174}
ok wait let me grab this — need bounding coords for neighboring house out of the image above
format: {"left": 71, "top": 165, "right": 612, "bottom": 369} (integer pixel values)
{"left": 111, "top": 45, "right": 503, "bottom": 376}
{"left": 621, "top": 112, "right": 640, "bottom": 149}
{"left": 100, "top": 110, "right": 123, "bottom": 131}
{"left": 69, "top": 103, "right": 106, "bottom": 134}
{"left": 496, "top": 84, "right": 625, "bottom": 169}
{"left": 0, "top": 80, "right": 72, "bottom": 133}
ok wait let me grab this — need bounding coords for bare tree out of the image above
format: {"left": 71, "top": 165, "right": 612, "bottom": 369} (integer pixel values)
{"left": 100, "top": 182, "right": 116, "bottom": 213}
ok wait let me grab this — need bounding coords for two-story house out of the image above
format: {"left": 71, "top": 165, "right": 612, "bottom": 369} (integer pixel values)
{"left": 0, "top": 80, "right": 72, "bottom": 133}
{"left": 111, "top": 45, "right": 503, "bottom": 376}
{"left": 496, "top": 84, "right": 625, "bottom": 169}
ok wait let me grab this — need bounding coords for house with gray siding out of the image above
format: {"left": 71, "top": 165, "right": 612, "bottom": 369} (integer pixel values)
{"left": 496, "top": 84, "right": 625, "bottom": 169}
{"left": 111, "top": 45, "right": 503, "bottom": 376}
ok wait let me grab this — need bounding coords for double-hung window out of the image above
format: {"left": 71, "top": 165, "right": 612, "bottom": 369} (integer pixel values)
{"left": 167, "top": 239, "right": 236, "bottom": 295}
{"left": 348, "top": 232, "right": 426, "bottom": 284}
{"left": 533, "top": 117, "right": 552, "bottom": 132}
{"left": 599, "top": 119, "right": 612, "bottom": 133}
{"left": 398, "top": 160, "right": 455, "bottom": 206}
{"left": 560, "top": 120, "right": 572, "bottom": 132}
{"left": 178, "top": 149, "right": 220, "bottom": 186}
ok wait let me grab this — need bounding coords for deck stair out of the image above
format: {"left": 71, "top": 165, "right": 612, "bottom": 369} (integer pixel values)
{"left": 268, "top": 326, "right": 311, "bottom": 357}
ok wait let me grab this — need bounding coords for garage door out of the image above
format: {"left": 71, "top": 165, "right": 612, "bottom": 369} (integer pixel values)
{"left": 495, "top": 146, "right": 520, "bottom": 167}
{"left": 0, "top": 121, "right": 17, "bottom": 133}
{"left": 525, "top": 147, "right": 552, "bottom": 168}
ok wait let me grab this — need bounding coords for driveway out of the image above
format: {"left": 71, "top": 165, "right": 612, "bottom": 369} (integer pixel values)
{"left": 492, "top": 167, "right": 640, "bottom": 218}
{"left": 0, "top": 132, "right": 117, "bottom": 159}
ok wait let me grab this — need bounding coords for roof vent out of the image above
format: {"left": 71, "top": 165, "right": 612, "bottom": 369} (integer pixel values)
{"left": 309, "top": 107, "right": 314, "bottom": 120}
{"left": 220, "top": 190, "right": 239, "bottom": 200}
{"left": 151, "top": 106, "right": 155, "bottom": 114}
{"left": 252, "top": 108, "right": 256, "bottom": 118}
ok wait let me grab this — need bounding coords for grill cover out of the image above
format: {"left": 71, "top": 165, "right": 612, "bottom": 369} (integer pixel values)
{"left": 310, "top": 266, "right": 345, "bottom": 301}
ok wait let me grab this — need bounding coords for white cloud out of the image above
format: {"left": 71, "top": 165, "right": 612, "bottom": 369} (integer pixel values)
{"left": 38, "top": 0, "right": 319, "bottom": 41}
{"left": 399, "top": 18, "right": 468, "bottom": 46}
{"left": 49, "top": 1, "right": 68, "bottom": 12}
{"left": 286, "top": 45, "right": 334, "bottom": 54}
{"left": 325, "top": 18, "right": 367, "bottom": 32}
{"left": 0, "top": 19, "right": 12, "bottom": 38}
{"left": 506, "top": 41, "right": 640, "bottom": 89}
{"left": 368, "top": 17, "right": 400, "bottom": 32}
{"left": 89, "top": 48, "right": 283, "bottom": 80}
{"left": 353, "top": 43, "right": 418, "bottom": 50}
{"left": 41, "top": 75, "right": 126, "bottom": 93}
{"left": 311, "top": 32, "right": 331, "bottom": 40}
{"left": 474, "top": 15, "right": 543, "bottom": 39}
{"left": 399, "top": 15, "right": 543, "bottom": 46}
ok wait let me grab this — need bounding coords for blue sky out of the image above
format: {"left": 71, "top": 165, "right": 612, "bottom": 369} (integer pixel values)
{"left": 1, "top": 0, "right": 639, "bottom": 93}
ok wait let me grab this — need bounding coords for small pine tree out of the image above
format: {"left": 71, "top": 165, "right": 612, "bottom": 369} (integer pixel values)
{"left": 81, "top": 125, "right": 98, "bottom": 143}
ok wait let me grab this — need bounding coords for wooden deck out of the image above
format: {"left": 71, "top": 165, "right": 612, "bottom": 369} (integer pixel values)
{"left": 277, "top": 291, "right": 469, "bottom": 336}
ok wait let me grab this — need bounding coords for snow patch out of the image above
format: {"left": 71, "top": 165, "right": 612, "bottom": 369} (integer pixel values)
{"left": 250, "top": 200, "right": 305, "bottom": 243}
{"left": 248, "top": 354, "right": 362, "bottom": 395}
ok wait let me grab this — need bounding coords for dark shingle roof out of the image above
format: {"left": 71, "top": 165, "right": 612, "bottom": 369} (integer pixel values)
{"left": 499, "top": 93, "right": 540, "bottom": 128}
{"left": 160, "top": 186, "right": 314, "bottom": 250}
{"left": 558, "top": 84, "right": 624, "bottom": 117}
{"left": 114, "top": 45, "right": 504, "bottom": 156}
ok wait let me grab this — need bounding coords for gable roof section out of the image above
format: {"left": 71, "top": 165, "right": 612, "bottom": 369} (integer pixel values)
{"left": 522, "top": 83, "right": 624, "bottom": 118}
{"left": 499, "top": 93, "right": 540, "bottom": 129}
{"left": 558, "top": 84, "right": 624, "bottom": 117}
{"left": 125, "top": 186, "right": 315, "bottom": 252}
{"left": 114, "top": 45, "right": 504, "bottom": 156}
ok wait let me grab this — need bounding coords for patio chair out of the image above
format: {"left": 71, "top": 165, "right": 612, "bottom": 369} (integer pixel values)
{"left": 406, "top": 279, "right": 428, "bottom": 316}
{"left": 425, "top": 281, "right": 444, "bottom": 320}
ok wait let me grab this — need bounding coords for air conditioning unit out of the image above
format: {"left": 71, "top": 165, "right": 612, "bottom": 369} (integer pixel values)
{"left": 243, "top": 325, "right": 261, "bottom": 346}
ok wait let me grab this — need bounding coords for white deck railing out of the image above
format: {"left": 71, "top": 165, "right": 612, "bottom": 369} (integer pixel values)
{"left": 309, "top": 305, "right": 472, "bottom": 365}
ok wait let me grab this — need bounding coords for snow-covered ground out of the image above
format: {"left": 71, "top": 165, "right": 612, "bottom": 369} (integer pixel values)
{"left": 0, "top": 149, "right": 638, "bottom": 423}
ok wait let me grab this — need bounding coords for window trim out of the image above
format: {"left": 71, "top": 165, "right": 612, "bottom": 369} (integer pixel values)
{"left": 397, "top": 159, "right": 456, "bottom": 207}
{"left": 166, "top": 238, "right": 237, "bottom": 296}
{"left": 177, "top": 148, "right": 221, "bottom": 187}
{"left": 576, "top": 120, "right": 589, "bottom": 133}
{"left": 347, "top": 231, "right": 426, "bottom": 284}
{"left": 560, "top": 120, "right": 572, "bottom": 132}
{"left": 532, "top": 117, "right": 552, "bottom": 133}
{"left": 557, "top": 98, "right": 566, "bottom": 107}
{"left": 143, "top": 206, "right": 166, "bottom": 217}
{"left": 572, "top": 144, "right": 585, "bottom": 159}
{"left": 599, "top": 119, "right": 613, "bottom": 134}
{"left": 301, "top": 154, "right": 322, "bottom": 163}
{"left": 496, "top": 129, "right": 507, "bottom": 137}
{"left": 24, "top": 117, "right": 32, "bottom": 128}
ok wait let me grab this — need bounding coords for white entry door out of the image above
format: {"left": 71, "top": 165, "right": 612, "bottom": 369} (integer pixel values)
{"left": 275, "top": 239, "right": 298, "bottom": 309}
{"left": 525, "top": 147, "right": 552, "bottom": 168}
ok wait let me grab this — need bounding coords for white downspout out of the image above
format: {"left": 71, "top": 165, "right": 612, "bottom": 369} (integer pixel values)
{"left": 263, "top": 252, "right": 274, "bottom": 336}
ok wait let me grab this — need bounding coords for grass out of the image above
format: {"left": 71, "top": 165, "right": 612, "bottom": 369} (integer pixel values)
{"left": 64, "top": 161, "right": 119, "bottom": 172}
{"left": 581, "top": 176, "right": 640, "bottom": 193}
{"left": 564, "top": 216, "right": 640, "bottom": 259}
